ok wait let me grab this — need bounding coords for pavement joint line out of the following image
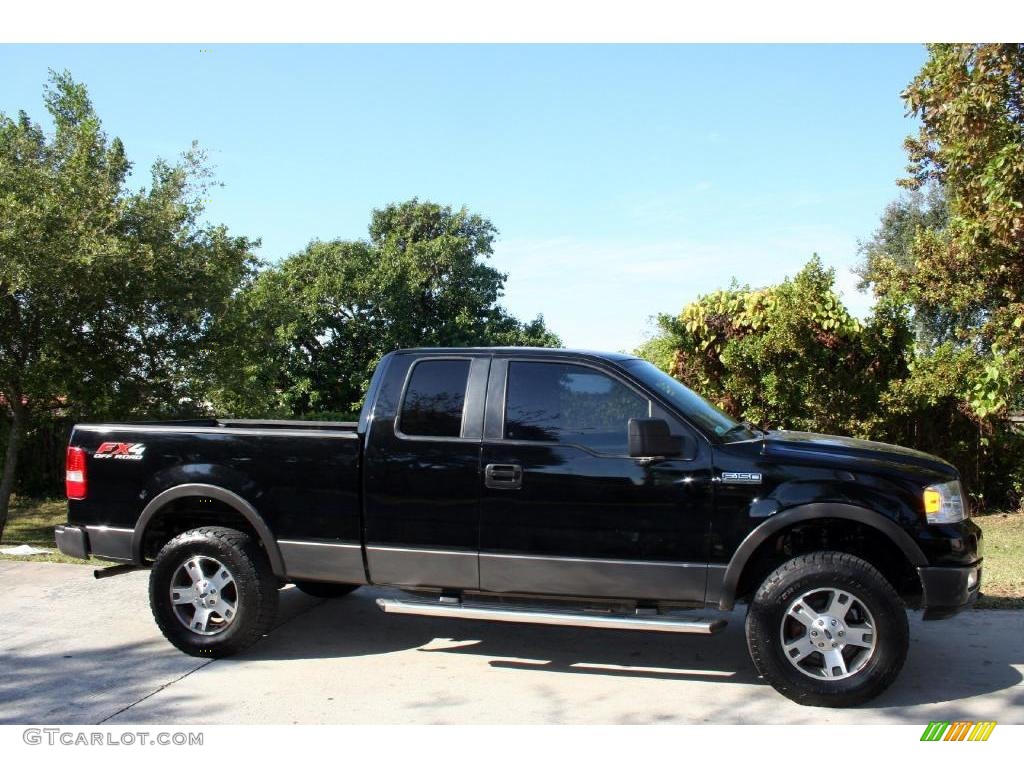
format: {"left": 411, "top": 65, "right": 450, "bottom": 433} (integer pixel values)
{"left": 96, "top": 659, "right": 215, "bottom": 724}
{"left": 95, "top": 593, "right": 327, "bottom": 724}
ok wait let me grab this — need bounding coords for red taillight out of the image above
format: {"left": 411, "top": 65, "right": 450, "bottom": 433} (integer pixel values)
{"left": 66, "top": 446, "right": 87, "bottom": 500}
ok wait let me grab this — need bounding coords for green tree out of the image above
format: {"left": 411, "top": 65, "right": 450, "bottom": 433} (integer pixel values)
{"left": 211, "top": 199, "right": 559, "bottom": 417}
{"left": 861, "top": 44, "right": 1024, "bottom": 418}
{"left": 856, "top": 186, "right": 951, "bottom": 347}
{"left": 641, "top": 254, "right": 1023, "bottom": 507}
{"left": 638, "top": 257, "right": 913, "bottom": 437}
{"left": 855, "top": 44, "right": 1024, "bottom": 509}
{"left": 0, "top": 72, "right": 257, "bottom": 537}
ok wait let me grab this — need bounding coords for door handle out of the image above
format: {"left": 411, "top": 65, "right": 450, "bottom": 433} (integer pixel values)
{"left": 485, "top": 463, "right": 522, "bottom": 490}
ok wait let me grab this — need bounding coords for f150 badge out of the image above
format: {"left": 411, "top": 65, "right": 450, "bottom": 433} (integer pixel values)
{"left": 94, "top": 442, "right": 146, "bottom": 461}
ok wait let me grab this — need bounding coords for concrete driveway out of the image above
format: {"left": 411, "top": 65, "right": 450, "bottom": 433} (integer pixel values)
{"left": 1, "top": 560, "right": 1021, "bottom": 724}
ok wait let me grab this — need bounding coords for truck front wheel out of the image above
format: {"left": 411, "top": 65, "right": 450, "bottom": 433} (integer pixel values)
{"left": 149, "top": 526, "right": 279, "bottom": 658}
{"left": 745, "top": 551, "right": 909, "bottom": 707}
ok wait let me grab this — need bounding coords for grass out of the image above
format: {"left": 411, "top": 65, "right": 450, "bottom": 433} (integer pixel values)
{"left": 2, "top": 498, "right": 1022, "bottom": 608}
{"left": 973, "top": 512, "right": 1024, "bottom": 609}
{"left": 0, "top": 496, "right": 111, "bottom": 565}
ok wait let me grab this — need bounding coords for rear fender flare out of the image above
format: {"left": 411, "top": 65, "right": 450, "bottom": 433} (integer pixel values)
{"left": 131, "top": 483, "right": 285, "bottom": 577}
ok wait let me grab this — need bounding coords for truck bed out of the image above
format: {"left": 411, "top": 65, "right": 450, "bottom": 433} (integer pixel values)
{"left": 66, "top": 418, "right": 364, "bottom": 566}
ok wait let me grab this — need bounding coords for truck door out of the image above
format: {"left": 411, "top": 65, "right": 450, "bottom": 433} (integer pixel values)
{"left": 478, "top": 356, "right": 712, "bottom": 602}
{"left": 363, "top": 353, "right": 488, "bottom": 590}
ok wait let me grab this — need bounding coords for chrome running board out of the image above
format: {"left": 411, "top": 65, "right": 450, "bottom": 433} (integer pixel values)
{"left": 376, "top": 598, "right": 726, "bottom": 634}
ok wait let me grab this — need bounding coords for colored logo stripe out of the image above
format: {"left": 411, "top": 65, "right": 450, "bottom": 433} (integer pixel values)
{"left": 944, "top": 721, "right": 972, "bottom": 741}
{"left": 920, "top": 721, "right": 995, "bottom": 742}
{"left": 968, "top": 722, "right": 996, "bottom": 741}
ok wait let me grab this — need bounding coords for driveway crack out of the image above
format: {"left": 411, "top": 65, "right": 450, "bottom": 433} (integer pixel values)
{"left": 96, "top": 660, "right": 214, "bottom": 724}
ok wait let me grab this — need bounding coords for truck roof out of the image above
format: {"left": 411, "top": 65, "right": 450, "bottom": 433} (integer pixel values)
{"left": 393, "top": 346, "right": 640, "bottom": 363}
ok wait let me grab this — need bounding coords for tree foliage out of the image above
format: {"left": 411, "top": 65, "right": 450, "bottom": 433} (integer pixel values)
{"left": 853, "top": 43, "right": 1024, "bottom": 508}
{"left": 861, "top": 44, "right": 1024, "bottom": 419}
{"left": 639, "top": 256, "right": 1023, "bottom": 509}
{"left": 209, "top": 199, "right": 559, "bottom": 417}
{"left": 639, "top": 258, "right": 913, "bottom": 437}
{"left": 0, "top": 72, "right": 258, "bottom": 535}
{"left": 856, "top": 186, "right": 951, "bottom": 347}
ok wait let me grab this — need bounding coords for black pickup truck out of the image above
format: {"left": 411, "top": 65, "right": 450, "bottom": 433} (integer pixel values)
{"left": 56, "top": 346, "right": 982, "bottom": 707}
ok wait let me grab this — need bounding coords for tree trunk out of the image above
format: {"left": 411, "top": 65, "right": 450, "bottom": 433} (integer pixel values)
{"left": 0, "top": 399, "right": 25, "bottom": 543}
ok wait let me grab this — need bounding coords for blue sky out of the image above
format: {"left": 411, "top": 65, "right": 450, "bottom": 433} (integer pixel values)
{"left": 1, "top": 44, "right": 927, "bottom": 352}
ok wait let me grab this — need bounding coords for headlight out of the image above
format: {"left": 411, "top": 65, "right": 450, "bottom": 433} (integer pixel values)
{"left": 923, "top": 480, "right": 966, "bottom": 524}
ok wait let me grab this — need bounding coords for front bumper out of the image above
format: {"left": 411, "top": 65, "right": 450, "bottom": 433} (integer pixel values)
{"left": 918, "top": 562, "right": 982, "bottom": 620}
{"left": 54, "top": 524, "right": 134, "bottom": 563}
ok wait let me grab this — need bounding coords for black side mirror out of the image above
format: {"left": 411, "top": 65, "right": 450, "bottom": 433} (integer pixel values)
{"left": 628, "top": 418, "right": 686, "bottom": 459}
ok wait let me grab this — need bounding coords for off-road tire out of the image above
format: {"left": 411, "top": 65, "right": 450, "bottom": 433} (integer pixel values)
{"left": 150, "top": 526, "right": 279, "bottom": 658}
{"left": 745, "top": 551, "right": 909, "bottom": 707}
{"left": 293, "top": 581, "right": 360, "bottom": 598}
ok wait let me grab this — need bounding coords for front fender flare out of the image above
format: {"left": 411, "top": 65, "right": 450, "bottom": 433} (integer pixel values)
{"left": 131, "top": 483, "right": 286, "bottom": 577}
{"left": 717, "top": 502, "right": 928, "bottom": 610}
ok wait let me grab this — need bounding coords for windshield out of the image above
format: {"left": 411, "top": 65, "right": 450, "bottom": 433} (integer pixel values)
{"left": 621, "top": 359, "right": 758, "bottom": 441}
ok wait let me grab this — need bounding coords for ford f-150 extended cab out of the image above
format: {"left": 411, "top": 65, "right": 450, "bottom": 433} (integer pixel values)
{"left": 55, "top": 347, "right": 982, "bottom": 707}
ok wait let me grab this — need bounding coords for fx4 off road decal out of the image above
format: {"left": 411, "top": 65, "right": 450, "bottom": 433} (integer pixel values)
{"left": 94, "top": 442, "right": 146, "bottom": 461}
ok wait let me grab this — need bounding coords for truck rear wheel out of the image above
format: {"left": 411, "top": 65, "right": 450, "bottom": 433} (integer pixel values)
{"left": 745, "top": 551, "right": 908, "bottom": 707}
{"left": 293, "top": 581, "right": 360, "bottom": 598}
{"left": 149, "top": 526, "right": 279, "bottom": 658}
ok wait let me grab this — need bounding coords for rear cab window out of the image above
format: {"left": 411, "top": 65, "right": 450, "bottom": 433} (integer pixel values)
{"left": 398, "top": 359, "right": 472, "bottom": 438}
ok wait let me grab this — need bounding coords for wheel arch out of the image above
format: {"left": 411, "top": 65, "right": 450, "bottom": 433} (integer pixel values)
{"left": 717, "top": 502, "right": 927, "bottom": 610}
{"left": 132, "top": 483, "right": 286, "bottom": 577}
